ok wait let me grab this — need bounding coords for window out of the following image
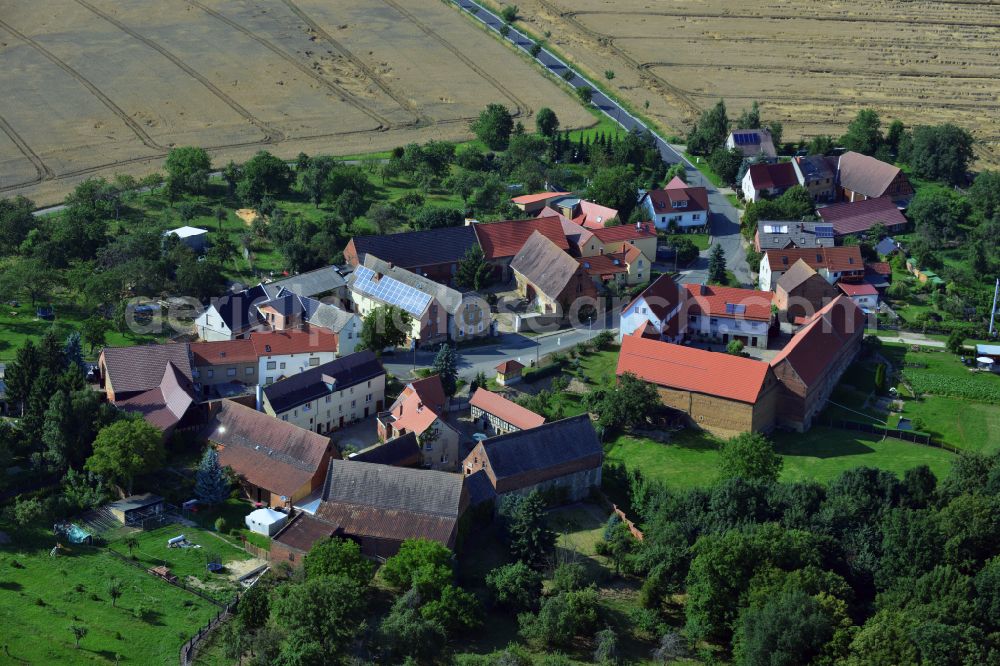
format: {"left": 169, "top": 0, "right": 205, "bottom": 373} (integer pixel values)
{"left": 303, "top": 404, "right": 311, "bottom": 412}
{"left": 366, "top": 394, "right": 372, "bottom": 403}
{"left": 309, "top": 358, "right": 320, "bottom": 367}
{"left": 192, "top": 368, "right": 200, "bottom": 378}
{"left": 227, "top": 368, "right": 236, "bottom": 377}
{"left": 640, "top": 307, "right": 647, "bottom": 314}
{"left": 279, "top": 362, "right": 286, "bottom": 369}
{"left": 339, "top": 404, "right": 343, "bottom": 413}
{"left": 351, "top": 400, "right": 356, "bottom": 408}
{"left": 207, "top": 369, "right": 214, "bottom": 378}
{"left": 293, "top": 410, "right": 297, "bottom": 417}
{"left": 367, "top": 380, "right": 371, "bottom": 388}
{"left": 266, "top": 376, "right": 273, "bottom": 384}
{"left": 689, "top": 315, "right": 697, "bottom": 323}
{"left": 281, "top": 415, "right": 288, "bottom": 421}
{"left": 266, "top": 361, "right": 276, "bottom": 370}
{"left": 638, "top": 260, "right": 644, "bottom": 267}
{"left": 245, "top": 367, "right": 254, "bottom": 376}
{"left": 325, "top": 396, "right": 331, "bottom": 404}
{"left": 692, "top": 214, "right": 701, "bottom": 220}
{"left": 424, "top": 441, "right": 434, "bottom": 452}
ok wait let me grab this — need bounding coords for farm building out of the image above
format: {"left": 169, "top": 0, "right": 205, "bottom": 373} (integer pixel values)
{"left": 836, "top": 151, "right": 914, "bottom": 204}
{"left": 109, "top": 494, "right": 165, "bottom": 525}
{"left": 510, "top": 191, "right": 570, "bottom": 215}
{"left": 773, "top": 259, "right": 840, "bottom": 323}
{"left": 349, "top": 432, "right": 422, "bottom": 468}
{"left": 469, "top": 388, "right": 546, "bottom": 435}
{"left": 495, "top": 359, "right": 525, "bottom": 386}
{"left": 792, "top": 155, "right": 837, "bottom": 202}
{"left": 343, "top": 225, "right": 478, "bottom": 285}
{"left": 817, "top": 196, "right": 908, "bottom": 238}
{"left": 510, "top": 231, "right": 598, "bottom": 318}
{"left": 726, "top": 128, "right": 777, "bottom": 158}
{"left": 471, "top": 216, "right": 569, "bottom": 282}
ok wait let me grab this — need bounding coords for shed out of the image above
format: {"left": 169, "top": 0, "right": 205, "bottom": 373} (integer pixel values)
{"left": 245, "top": 507, "right": 288, "bottom": 536}
{"left": 108, "top": 493, "right": 165, "bottom": 525}
{"left": 976, "top": 344, "right": 1000, "bottom": 363}
{"left": 495, "top": 359, "right": 525, "bottom": 386}
{"left": 164, "top": 226, "right": 209, "bottom": 252}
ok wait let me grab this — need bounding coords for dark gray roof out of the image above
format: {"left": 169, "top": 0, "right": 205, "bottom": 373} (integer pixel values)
{"left": 263, "top": 350, "right": 384, "bottom": 413}
{"left": 267, "top": 266, "right": 347, "bottom": 298}
{"left": 351, "top": 256, "right": 465, "bottom": 315}
{"left": 349, "top": 432, "right": 422, "bottom": 467}
{"left": 109, "top": 493, "right": 164, "bottom": 512}
{"left": 350, "top": 226, "right": 478, "bottom": 269}
{"left": 756, "top": 221, "right": 835, "bottom": 250}
{"left": 322, "top": 458, "right": 464, "bottom": 518}
{"left": 464, "top": 469, "right": 497, "bottom": 506}
{"left": 209, "top": 284, "right": 269, "bottom": 334}
{"left": 510, "top": 230, "right": 580, "bottom": 298}
{"left": 481, "top": 414, "right": 602, "bottom": 481}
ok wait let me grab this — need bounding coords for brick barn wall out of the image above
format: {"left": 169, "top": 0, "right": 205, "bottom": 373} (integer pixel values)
{"left": 656, "top": 386, "right": 759, "bottom": 439}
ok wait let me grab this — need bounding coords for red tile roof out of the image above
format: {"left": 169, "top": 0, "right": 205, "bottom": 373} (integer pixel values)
{"left": 495, "top": 359, "right": 524, "bottom": 374}
{"left": 665, "top": 176, "right": 687, "bottom": 190}
{"left": 644, "top": 182, "right": 710, "bottom": 214}
{"left": 189, "top": 339, "right": 257, "bottom": 366}
{"left": 746, "top": 162, "right": 798, "bottom": 191}
{"left": 576, "top": 200, "right": 620, "bottom": 229}
{"left": 765, "top": 246, "right": 864, "bottom": 274}
{"left": 683, "top": 284, "right": 774, "bottom": 322}
{"left": 866, "top": 262, "right": 892, "bottom": 276}
{"left": 101, "top": 343, "right": 193, "bottom": 397}
{"left": 206, "top": 400, "right": 333, "bottom": 498}
{"left": 817, "top": 197, "right": 908, "bottom": 236}
{"left": 622, "top": 274, "right": 683, "bottom": 320}
{"left": 837, "top": 282, "right": 879, "bottom": 297}
{"left": 511, "top": 191, "right": 570, "bottom": 205}
{"left": 470, "top": 388, "right": 546, "bottom": 430}
{"left": 770, "top": 295, "right": 865, "bottom": 386}
{"left": 579, "top": 253, "right": 629, "bottom": 277}
{"left": 473, "top": 216, "right": 569, "bottom": 260}
{"left": 617, "top": 335, "right": 771, "bottom": 404}
{"left": 387, "top": 375, "right": 447, "bottom": 436}
{"left": 590, "top": 222, "right": 657, "bottom": 244}
{"left": 250, "top": 329, "right": 339, "bottom": 357}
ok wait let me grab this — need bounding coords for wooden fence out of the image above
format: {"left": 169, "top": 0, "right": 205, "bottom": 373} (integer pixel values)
{"left": 179, "top": 599, "right": 238, "bottom": 666}
{"left": 826, "top": 419, "right": 960, "bottom": 453}
{"left": 242, "top": 541, "right": 270, "bottom": 561}
{"left": 611, "top": 503, "right": 644, "bottom": 541}
{"left": 105, "top": 548, "right": 227, "bottom": 609}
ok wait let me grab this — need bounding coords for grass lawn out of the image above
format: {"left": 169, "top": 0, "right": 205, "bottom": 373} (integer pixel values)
{"left": 107, "top": 525, "right": 251, "bottom": 603}
{"left": 685, "top": 232, "right": 711, "bottom": 251}
{"left": 683, "top": 152, "right": 723, "bottom": 187}
{"left": 0, "top": 523, "right": 218, "bottom": 665}
{"left": 890, "top": 394, "right": 1000, "bottom": 453}
{"left": 606, "top": 426, "right": 956, "bottom": 490}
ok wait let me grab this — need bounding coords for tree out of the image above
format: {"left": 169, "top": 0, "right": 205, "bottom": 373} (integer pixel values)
{"left": 471, "top": 104, "right": 514, "bottom": 150}
{"left": 708, "top": 244, "right": 727, "bottom": 284}
{"left": 594, "top": 627, "right": 620, "bottom": 665}
{"left": 380, "top": 538, "right": 453, "bottom": 591}
{"left": 907, "top": 124, "right": 975, "bottom": 186}
{"left": 727, "top": 339, "right": 746, "bottom": 356}
{"left": 485, "top": 562, "right": 543, "bottom": 611}
{"left": 85, "top": 417, "right": 165, "bottom": 496}
{"left": 502, "top": 491, "right": 555, "bottom": 568}
{"left": 432, "top": 344, "right": 459, "bottom": 397}
{"left": 908, "top": 188, "right": 969, "bottom": 244}
{"left": 455, "top": 244, "right": 493, "bottom": 291}
{"left": 359, "top": 305, "right": 412, "bottom": 354}
{"left": 380, "top": 590, "right": 447, "bottom": 662}
{"left": 529, "top": 40, "right": 542, "bottom": 57}
{"left": 421, "top": 584, "right": 482, "bottom": 633}
{"left": 271, "top": 575, "right": 367, "bottom": 659}
{"left": 808, "top": 135, "right": 834, "bottom": 156}
{"left": 687, "top": 100, "right": 729, "bottom": 155}
{"left": 0, "top": 195, "right": 36, "bottom": 255}
{"left": 222, "top": 160, "right": 241, "bottom": 197}
{"left": 587, "top": 165, "right": 640, "bottom": 221}
{"left": 708, "top": 146, "right": 744, "bottom": 185}
{"left": 124, "top": 535, "right": 138, "bottom": 558}
{"left": 946, "top": 330, "right": 965, "bottom": 354}
{"left": 535, "top": 107, "right": 559, "bottom": 137}
{"left": 304, "top": 537, "right": 373, "bottom": 585}
{"left": 43, "top": 388, "right": 102, "bottom": 471}
{"left": 81, "top": 317, "right": 109, "bottom": 353}
{"left": 585, "top": 372, "right": 661, "bottom": 432}
{"left": 719, "top": 432, "right": 783, "bottom": 484}
{"left": 665, "top": 163, "right": 687, "bottom": 183}
{"left": 365, "top": 202, "right": 404, "bottom": 235}
{"left": 841, "top": 109, "right": 882, "bottom": 155}
{"left": 499, "top": 23, "right": 510, "bottom": 38}
{"left": 4, "top": 339, "right": 39, "bottom": 415}
{"left": 194, "top": 447, "right": 229, "bottom": 505}
{"left": 576, "top": 87, "right": 593, "bottom": 105}
{"left": 500, "top": 4, "right": 518, "bottom": 22}
{"left": 736, "top": 101, "right": 761, "bottom": 130}
{"left": 733, "top": 587, "right": 838, "bottom": 666}
{"left": 237, "top": 151, "right": 293, "bottom": 205}
{"left": 0, "top": 257, "right": 59, "bottom": 307}
{"left": 969, "top": 171, "right": 1000, "bottom": 222}
{"left": 164, "top": 146, "right": 211, "bottom": 194}
{"left": 519, "top": 587, "right": 601, "bottom": 648}
{"left": 69, "top": 625, "right": 87, "bottom": 649}
{"left": 604, "top": 69, "right": 616, "bottom": 83}
{"left": 107, "top": 578, "right": 123, "bottom": 607}
{"left": 63, "top": 332, "right": 85, "bottom": 373}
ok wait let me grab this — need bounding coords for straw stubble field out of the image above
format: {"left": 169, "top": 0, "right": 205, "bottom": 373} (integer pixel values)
{"left": 0, "top": 0, "right": 592, "bottom": 204}
{"left": 502, "top": 0, "right": 1000, "bottom": 166}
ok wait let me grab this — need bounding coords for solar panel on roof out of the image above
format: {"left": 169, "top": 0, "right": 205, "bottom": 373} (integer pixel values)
{"left": 733, "top": 132, "right": 761, "bottom": 146}
{"left": 815, "top": 226, "right": 835, "bottom": 238}
{"left": 353, "top": 265, "right": 432, "bottom": 317}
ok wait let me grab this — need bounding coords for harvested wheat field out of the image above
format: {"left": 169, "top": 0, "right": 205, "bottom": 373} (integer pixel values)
{"left": 503, "top": 0, "right": 1000, "bottom": 166}
{"left": 0, "top": 0, "right": 592, "bottom": 204}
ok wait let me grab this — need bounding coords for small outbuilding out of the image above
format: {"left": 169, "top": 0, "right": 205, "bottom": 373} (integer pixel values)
{"left": 495, "top": 359, "right": 525, "bottom": 386}
{"left": 245, "top": 507, "right": 288, "bottom": 536}
{"left": 109, "top": 493, "right": 165, "bottom": 526}
{"left": 975, "top": 344, "right": 1000, "bottom": 364}
{"left": 164, "top": 226, "right": 209, "bottom": 253}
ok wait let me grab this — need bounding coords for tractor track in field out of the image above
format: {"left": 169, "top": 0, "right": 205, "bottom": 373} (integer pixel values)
{"left": 0, "top": 111, "right": 54, "bottom": 188}
{"left": 379, "top": 0, "right": 531, "bottom": 119}
{"left": 185, "top": 0, "right": 397, "bottom": 131}
{"left": 564, "top": 9, "right": 1000, "bottom": 30}
{"left": 73, "top": 0, "right": 285, "bottom": 145}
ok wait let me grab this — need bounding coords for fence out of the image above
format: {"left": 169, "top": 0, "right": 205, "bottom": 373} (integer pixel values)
{"left": 825, "top": 419, "right": 959, "bottom": 452}
{"left": 611, "top": 503, "right": 644, "bottom": 541}
{"left": 104, "top": 547, "right": 228, "bottom": 609}
{"left": 242, "top": 541, "right": 270, "bottom": 561}
{"left": 179, "top": 599, "right": 238, "bottom": 666}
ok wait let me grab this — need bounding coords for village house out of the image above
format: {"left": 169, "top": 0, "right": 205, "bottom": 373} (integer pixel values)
{"left": 260, "top": 350, "right": 386, "bottom": 434}
{"left": 510, "top": 231, "right": 598, "bottom": 318}
{"left": 772, "top": 259, "right": 840, "bottom": 324}
{"left": 817, "top": 196, "right": 908, "bottom": 239}
{"left": 837, "top": 281, "right": 880, "bottom": 312}
{"left": 510, "top": 191, "right": 571, "bottom": 215}
{"left": 264, "top": 265, "right": 348, "bottom": 301}
{"left": 469, "top": 388, "right": 546, "bottom": 435}
{"left": 189, "top": 339, "right": 258, "bottom": 399}
{"left": 587, "top": 222, "right": 658, "bottom": 259}
{"left": 617, "top": 332, "right": 780, "bottom": 438}
{"left": 194, "top": 284, "right": 270, "bottom": 341}
{"left": 250, "top": 329, "right": 340, "bottom": 386}
{"left": 682, "top": 283, "right": 774, "bottom": 349}
{"left": 864, "top": 261, "right": 893, "bottom": 294}
{"left": 203, "top": 399, "right": 335, "bottom": 507}
{"left": 495, "top": 359, "right": 525, "bottom": 386}
{"left": 377, "top": 375, "right": 460, "bottom": 471}
{"left": 726, "top": 128, "right": 777, "bottom": 159}
{"left": 349, "top": 432, "right": 422, "bottom": 468}
{"left": 619, "top": 274, "right": 685, "bottom": 342}
{"left": 578, "top": 252, "right": 630, "bottom": 290}
{"left": 343, "top": 225, "right": 479, "bottom": 285}
{"left": 759, "top": 246, "right": 865, "bottom": 291}
{"left": 99, "top": 344, "right": 196, "bottom": 436}
{"left": 836, "top": 151, "right": 914, "bottom": 203}
{"left": 557, "top": 214, "right": 598, "bottom": 257}
{"left": 270, "top": 459, "right": 469, "bottom": 561}
{"left": 741, "top": 162, "right": 798, "bottom": 202}
{"left": 640, "top": 177, "right": 710, "bottom": 231}
{"left": 770, "top": 296, "right": 865, "bottom": 431}
{"left": 754, "top": 221, "right": 836, "bottom": 252}
{"left": 792, "top": 155, "right": 837, "bottom": 202}
{"left": 462, "top": 414, "right": 602, "bottom": 504}
{"left": 349, "top": 256, "right": 490, "bottom": 348}
{"left": 471, "top": 215, "right": 570, "bottom": 282}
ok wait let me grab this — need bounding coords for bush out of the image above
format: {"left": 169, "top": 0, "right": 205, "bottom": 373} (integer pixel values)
{"left": 486, "top": 562, "right": 543, "bottom": 611}
{"left": 874, "top": 363, "right": 886, "bottom": 393}
{"left": 214, "top": 517, "right": 227, "bottom": 533}
{"left": 552, "top": 561, "right": 588, "bottom": 593}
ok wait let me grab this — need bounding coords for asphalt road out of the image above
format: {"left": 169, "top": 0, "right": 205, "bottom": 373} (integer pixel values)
{"left": 453, "top": 0, "right": 751, "bottom": 285}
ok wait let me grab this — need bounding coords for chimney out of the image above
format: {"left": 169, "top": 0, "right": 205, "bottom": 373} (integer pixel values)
{"left": 255, "top": 384, "right": 263, "bottom": 412}
{"left": 700, "top": 284, "right": 708, "bottom": 296}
